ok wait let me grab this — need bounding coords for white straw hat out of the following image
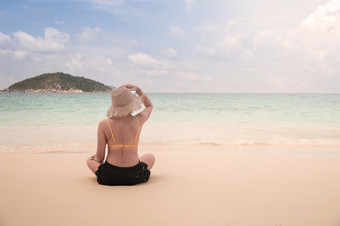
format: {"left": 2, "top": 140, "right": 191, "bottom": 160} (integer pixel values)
{"left": 107, "top": 87, "right": 144, "bottom": 118}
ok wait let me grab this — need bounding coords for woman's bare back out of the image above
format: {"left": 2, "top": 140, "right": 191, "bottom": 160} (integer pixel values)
{"left": 102, "top": 116, "right": 141, "bottom": 167}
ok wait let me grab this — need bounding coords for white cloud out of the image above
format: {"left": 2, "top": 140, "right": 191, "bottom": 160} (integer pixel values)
{"left": 214, "top": 33, "right": 243, "bottom": 52}
{"left": 73, "top": 27, "right": 138, "bottom": 58}
{"left": 194, "top": 28, "right": 252, "bottom": 60}
{"left": 55, "top": 20, "right": 66, "bottom": 26}
{"left": 193, "top": 19, "right": 256, "bottom": 61}
{"left": 188, "top": 0, "right": 340, "bottom": 92}
{"left": 250, "top": 0, "right": 340, "bottom": 92}
{"left": 184, "top": 0, "right": 194, "bottom": 12}
{"left": 44, "top": 27, "right": 69, "bottom": 44}
{"left": 12, "top": 28, "right": 69, "bottom": 52}
{"left": 75, "top": 27, "right": 103, "bottom": 43}
{"left": 301, "top": 0, "right": 340, "bottom": 26}
{"left": 0, "top": 32, "right": 13, "bottom": 48}
{"left": 194, "top": 45, "right": 216, "bottom": 57}
{"left": 280, "top": 0, "right": 340, "bottom": 77}
{"left": 63, "top": 53, "right": 120, "bottom": 76}
{"left": 162, "top": 48, "right": 178, "bottom": 58}
{"left": 64, "top": 53, "right": 86, "bottom": 71}
{"left": 12, "top": 51, "right": 28, "bottom": 60}
{"left": 169, "top": 23, "right": 188, "bottom": 39}
{"left": 128, "top": 52, "right": 167, "bottom": 70}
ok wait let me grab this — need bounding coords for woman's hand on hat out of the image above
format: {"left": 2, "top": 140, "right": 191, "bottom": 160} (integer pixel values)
{"left": 121, "top": 84, "right": 141, "bottom": 93}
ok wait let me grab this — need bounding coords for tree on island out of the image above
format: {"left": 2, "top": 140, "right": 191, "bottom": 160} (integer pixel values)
{"left": 6, "top": 72, "right": 113, "bottom": 93}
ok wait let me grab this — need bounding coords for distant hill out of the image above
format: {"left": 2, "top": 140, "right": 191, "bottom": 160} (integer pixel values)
{"left": 6, "top": 72, "right": 113, "bottom": 93}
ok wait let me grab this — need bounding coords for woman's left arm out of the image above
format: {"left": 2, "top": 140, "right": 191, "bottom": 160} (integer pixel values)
{"left": 94, "top": 120, "right": 106, "bottom": 164}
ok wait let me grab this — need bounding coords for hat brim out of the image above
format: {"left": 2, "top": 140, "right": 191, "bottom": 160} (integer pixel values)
{"left": 107, "top": 95, "right": 144, "bottom": 118}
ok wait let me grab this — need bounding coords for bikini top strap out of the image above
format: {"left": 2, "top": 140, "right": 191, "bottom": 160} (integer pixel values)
{"left": 106, "top": 118, "right": 116, "bottom": 144}
{"left": 106, "top": 117, "right": 139, "bottom": 146}
{"left": 133, "top": 116, "right": 140, "bottom": 144}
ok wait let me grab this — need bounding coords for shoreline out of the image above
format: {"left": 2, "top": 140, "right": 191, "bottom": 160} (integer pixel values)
{"left": 0, "top": 90, "right": 111, "bottom": 93}
{"left": 1, "top": 150, "right": 340, "bottom": 225}
{"left": 1, "top": 143, "right": 340, "bottom": 156}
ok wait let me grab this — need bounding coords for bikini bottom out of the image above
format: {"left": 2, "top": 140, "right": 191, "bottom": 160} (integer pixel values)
{"left": 95, "top": 161, "right": 150, "bottom": 186}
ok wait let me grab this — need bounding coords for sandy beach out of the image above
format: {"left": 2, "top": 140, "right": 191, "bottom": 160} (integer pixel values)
{"left": 1, "top": 145, "right": 340, "bottom": 226}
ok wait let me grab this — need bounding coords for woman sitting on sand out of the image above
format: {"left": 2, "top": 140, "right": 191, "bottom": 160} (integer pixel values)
{"left": 87, "top": 84, "right": 155, "bottom": 185}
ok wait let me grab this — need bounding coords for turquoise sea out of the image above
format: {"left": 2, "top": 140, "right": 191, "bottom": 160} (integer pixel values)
{"left": 0, "top": 93, "right": 340, "bottom": 153}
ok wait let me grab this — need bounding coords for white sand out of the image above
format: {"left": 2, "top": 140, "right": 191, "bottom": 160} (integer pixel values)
{"left": 1, "top": 146, "right": 340, "bottom": 226}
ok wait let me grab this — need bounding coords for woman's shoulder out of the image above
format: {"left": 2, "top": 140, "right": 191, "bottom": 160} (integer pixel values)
{"left": 100, "top": 116, "right": 143, "bottom": 126}
{"left": 98, "top": 118, "right": 109, "bottom": 128}
{"left": 99, "top": 118, "right": 108, "bottom": 123}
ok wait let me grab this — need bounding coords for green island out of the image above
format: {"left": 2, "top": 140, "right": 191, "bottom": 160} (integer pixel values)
{"left": 4, "top": 72, "right": 113, "bottom": 93}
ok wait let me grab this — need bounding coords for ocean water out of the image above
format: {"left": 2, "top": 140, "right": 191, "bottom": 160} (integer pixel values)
{"left": 1, "top": 93, "right": 340, "bottom": 153}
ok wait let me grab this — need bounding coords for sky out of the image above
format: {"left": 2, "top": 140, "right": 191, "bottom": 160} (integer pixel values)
{"left": 0, "top": 0, "right": 340, "bottom": 93}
